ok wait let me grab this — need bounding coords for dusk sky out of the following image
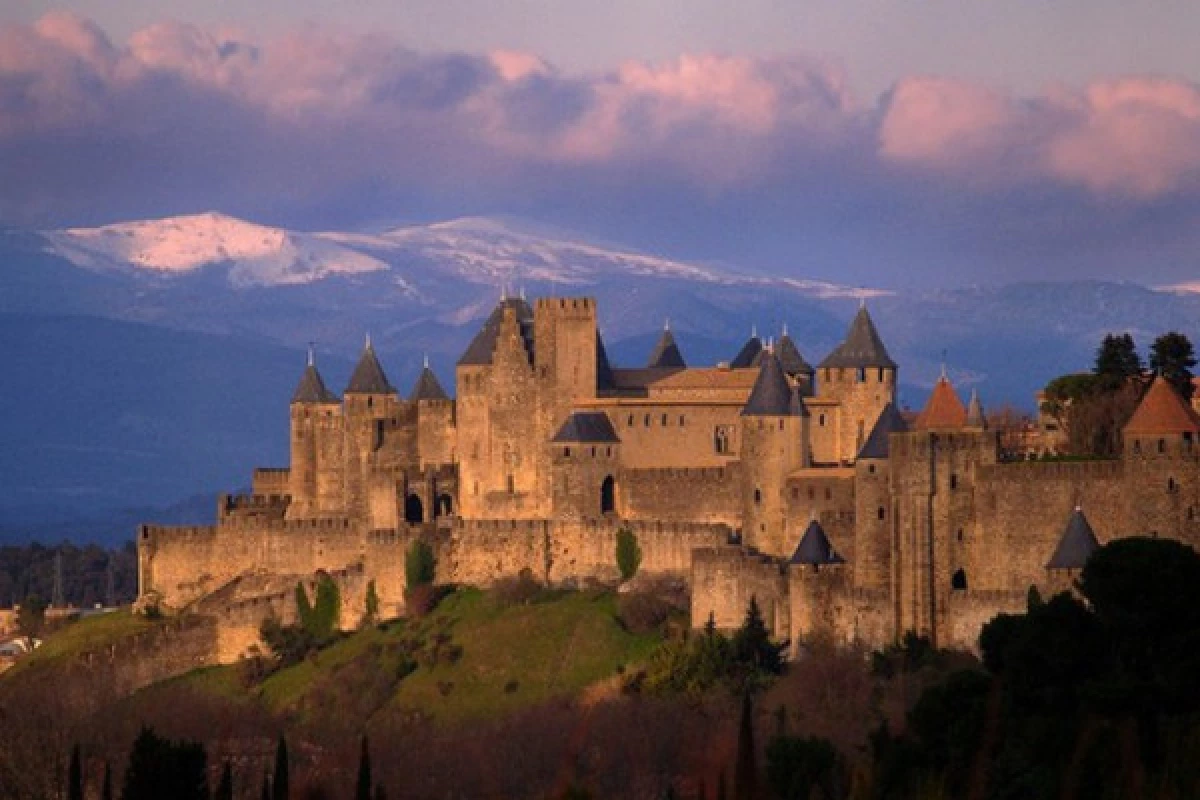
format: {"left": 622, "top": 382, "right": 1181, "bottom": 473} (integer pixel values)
{"left": 4, "top": 3, "right": 1200, "bottom": 288}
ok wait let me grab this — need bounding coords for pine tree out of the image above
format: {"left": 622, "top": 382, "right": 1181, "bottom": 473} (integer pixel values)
{"left": 67, "top": 743, "right": 83, "bottom": 800}
{"left": 1150, "top": 332, "right": 1197, "bottom": 400}
{"left": 215, "top": 761, "right": 234, "bottom": 800}
{"left": 356, "top": 736, "right": 372, "bottom": 800}
{"left": 272, "top": 735, "right": 289, "bottom": 800}
{"left": 1095, "top": 333, "right": 1142, "bottom": 387}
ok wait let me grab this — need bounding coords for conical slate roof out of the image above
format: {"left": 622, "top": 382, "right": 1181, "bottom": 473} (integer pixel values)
{"left": 345, "top": 339, "right": 395, "bottom": 394}
{"left": 647, "top": 325, "right": 686, "bottom": 369}
{"left": 596, "top": 332, "right": 616, "bottom": 391}
{"left": 915, "top": 375, "right": 967, "bottom": 430}
{"left": 410, "top": 361, "right": 448, "bottom": 401}
{"left": 818, "top": 306, "right": 896, "bottom": 369}
{"left": 966, "top": 389, "right": 987, "bottom": 429}
{"left": 292, "top": 359, "right": 339, "bottom": 404}
{"left": 776, "top": 332, "right": 815, "bottom": 377}
{"left": 458, "top": 297, "right": 536, "bottom": 366}
{"left": 742, "top": 351, "right": 799, "bottom": 416}
{"left": 788, "top": 386, "right": 810, "bottom": 418}
{"left": 1124, "top": 376, "right": 1200, "bottom": 435}
{"left": 1046, "top": 508, "right": 1100, "bottom": 570}
{"left": 731, "top": 331, "right": 763, "bottom": 368}
{"left": 551, "top": 411, "right": 620, "bottom": 443}
{"left": 857, "top": 403, "right": 908, "bottom": 459}
{"left": 790, "top": 519, "right": 845, "bottom": 566}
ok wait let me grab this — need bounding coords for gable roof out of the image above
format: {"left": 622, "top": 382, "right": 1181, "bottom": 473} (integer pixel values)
{"left": 742, "top": 351, "right": 799, "bottom": 416}
{"left": 551, "top": 411, "right": 620, "bottom": 443}
{"left": 345, "top": 340, "right": 394, "bottom": 394}
{"left": 857, "top": 402, "right": 908, "bottom": 459}
{"left": 915, "top": 375, "right": 967, "bottom": 430}
{"left": 790, "top": 519, "right": 846, "bottom": 566}
{"left": 647, "top": 326, "right": 686, "bottom": 368}
{"left": 1046, "top": 508, "right": 1100, "bottom": 570}
{"left": 1124, "top": 376, "right": 1200, "bottom": 435}
{"left": 292, "top": 362, "right": 339, "bottom": 405}
{"left": 458, "top": 297, "right": 535, "bottom": 366}
{"left": 731, "top": 333, "right": 763, "bottom": 368}
{"left": 818, "top": 306, "right": 896, "bottom": 369}
{"left": 410, "top": 363, "right": 449, "bottom": 401}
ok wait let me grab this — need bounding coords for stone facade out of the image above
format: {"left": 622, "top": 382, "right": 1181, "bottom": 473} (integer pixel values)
{"left": 139, "top": 294, "right": 1200, "bottom": 661}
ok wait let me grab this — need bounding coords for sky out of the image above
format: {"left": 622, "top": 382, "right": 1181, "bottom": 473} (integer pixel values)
{"left": 3, "top": 3, "right": 1200, "bottom": 288}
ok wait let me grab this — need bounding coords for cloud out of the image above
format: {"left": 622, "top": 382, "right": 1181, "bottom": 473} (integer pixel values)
{"left": 4, "top": 13, "right": 1200, "bottom": 286}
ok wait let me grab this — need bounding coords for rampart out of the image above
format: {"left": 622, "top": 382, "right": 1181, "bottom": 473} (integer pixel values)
{"left": 619, "top": 466, "right": 741, "bottom": 525}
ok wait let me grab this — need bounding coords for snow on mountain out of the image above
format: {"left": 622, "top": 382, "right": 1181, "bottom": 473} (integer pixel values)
{"left": 43, "top": 212, "right": 391, "bottom": 288}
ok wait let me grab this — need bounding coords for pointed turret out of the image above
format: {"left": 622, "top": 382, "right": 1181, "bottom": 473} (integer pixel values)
{"left": 345, "top": 335, "right": 395, "bottom": 394}
{"left": 818, "top": 305, "right": 896, "bottom": 370}
{"left": 458, "top": 296, "right": 536, "bottom": 366}
{"left": 647, "top": 322, "right": 686, "bottom": 369}
{"left": 1124, "top": 375, "right": 1200, "bottom": 436}
{"left": 775, "top": 326, "right": 814, "bottom": 378}
{"left": 1046, "top": 507, "right": 1100, "bottom": 570}
{"left": 291, "top": 348, "right": 339, "bottom": 404}
{"left": 966, "top": 388, "right": 987, "bottom": 429}
{"left": 742, "top": 350, "right": 799, "bottom": 416}
{"left": 914, "top": 372, "right": 967, "bottom": 430}
{"left": 857, "top": 402, "right": 908, "bottom": 459}
{"left": 790, "top": 519, "right": 845, "bottom": 566}
{"left": 596, "top": 331, "right": 616, "bottom": 391}
{"left": 410, "top": 357, "right": 448, "bottom": 401}
{"left": 731, "top": 327, "right": 763, "bottom": 369}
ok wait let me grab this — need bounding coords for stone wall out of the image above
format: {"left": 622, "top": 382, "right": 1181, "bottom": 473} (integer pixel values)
{"left": 618, "top": 465, "right": 741, "bottom": 525}
{"left": 691, "top": 546, "right": 789, "bottom": 637}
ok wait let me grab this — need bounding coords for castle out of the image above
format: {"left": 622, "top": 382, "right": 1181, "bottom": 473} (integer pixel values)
{"left": 137, "top": 294, "right": 1200, "bottom": 659}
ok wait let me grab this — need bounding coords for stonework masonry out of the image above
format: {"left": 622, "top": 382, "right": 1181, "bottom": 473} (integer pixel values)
{"left": 138, "top": 294, "right": 1200, "bottom": 663}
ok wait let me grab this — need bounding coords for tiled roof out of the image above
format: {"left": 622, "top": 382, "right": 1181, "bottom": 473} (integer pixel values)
{"left": 1046, "top": 508, "right": 1100, "bottom": 570}
{"left": 818, "top": 306, "right": 896, "bottom": 369}
{"left": 857, "top": 403, "right": 908, "bottom": 459}
{"left": 1124, "top": 376, "right": 1200, "bottom": 435}
{"left": 551, "top": 411, "right": 620, "bottom": 443}
{"left": 345, "top": 340, "right": 394, "bottom": 394}
{"left": 915, "top": 376, "right": 967, "bottom": 430}
{"left": 790, "top": 519, "right": 845, "bottom": 566}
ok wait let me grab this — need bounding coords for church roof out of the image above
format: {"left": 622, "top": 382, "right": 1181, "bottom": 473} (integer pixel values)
{"left": 966, "top": 389, "right": 987, "bottom": 429}
{"left": 409, "top": 362, "right": 449, "bottom": 401}
{"left": 790, "top": 519, "right": 846, "bottom": 566}
{"left": 458, "top": 297, "right": 536, "bottom": 367}
{"left": 345, "top": 339, "right": 395, "bottom": 394}
{"left": 551, "top": 411, "right": 620, "bottom": 443}
{"left": 742, "top": 350, "right": 800, "bottom": 417}
{"left": 857, "top": 403, "right": 908, "bottom": 459}
{"left": 1046, "top": 507, "right": 1100, "bottom": 570}
{"left": 647, "top": 325, "right": 686, "bottom": 369}
{"left": 818, "top": 306, "right": 896, "bottom": 370}
{"left": 915, "top": 375, "right": 968, "bottom": 430}
{"left": 291, "top": 360, "right": 339, "bottom": 405}
{"left": 1124, "top": 376, "right": 1200, "bottom": 435}
{"left": 731, "top": 332, "right": 763, "bottom": 369}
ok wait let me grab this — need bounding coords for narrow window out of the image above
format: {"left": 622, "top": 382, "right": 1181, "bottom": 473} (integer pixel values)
{"left": 950, "top": 474, "right": 958, "bottom": 490}
{"left": 564, "top": 447, "right": 571, "bottom": 457}
{"left": 754, "top": 488, "right": 762, "bottom": 506}
{"left": 644, "top": 414, "right": 650, "bottom": 427}
{"left": 662, "top": 413, "right": 668, "bottom": 426}
{"left": 877, "top": 507, "right": 885, "bottom": 521}
{"left": 1168, "top": 477, "right": 1177, "bottom": 492}
{"left": 951, "top": 569, "right": 967, "bottom": 591}
{"left": 679, "top": 415, "right": 685, "bottom": 426}
{"left": 857, "top": 367, "right": 866, "bottom": 383}
{"left": 1158, "top": 439, "right": 1166, "bottom": 453}
{"left": 957, "top": 529, "right": 964, "bottom": 542}
{"left": 627, "top": 414, "right": 634, "bottom": 426}
{"left": 819, "top": 414, "right": 826, "bottom": 427}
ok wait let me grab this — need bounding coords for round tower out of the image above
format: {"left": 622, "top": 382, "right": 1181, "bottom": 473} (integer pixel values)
{"left": 815, "top": 303, "right": 897, "bottom": 463}
{"left": 288, "top": 348, "right": 342, "bottom": 518}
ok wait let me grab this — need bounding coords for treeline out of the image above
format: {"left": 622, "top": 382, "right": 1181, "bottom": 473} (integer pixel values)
{"left": 1042, "top": 331, "right": 1196, "bottom": 456}
{"left": 0, "top": 542, "right": 138, "bottom": 610}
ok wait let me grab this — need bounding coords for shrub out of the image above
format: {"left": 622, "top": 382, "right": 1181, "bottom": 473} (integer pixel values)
{"left": 363, "top": 580, "right": 380, "bottom": 625}
{"left": 617, "top": 592, "right": 672, "bottom": 635}
{"left": 492, "top": 568, "right": 543, "bottom": 607}
{"left": 405, "top": 539, "right": 437, "bottom": 589}
{"left": 404, "top": 583, "right": 445, "bottom": 618}
{"left": 615, "top": 527, "right": 642, "bottom": 583}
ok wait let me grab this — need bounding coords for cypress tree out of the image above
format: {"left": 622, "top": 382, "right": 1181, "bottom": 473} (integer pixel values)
{"left": 272, "top": 735, "right": 289, "bottom": 800}
{"left": 67, "top": 743, "right": 83, "bottom": 800}
{"left": 261, "top": 772, "right": 271, "bottom": 800}
{"left": 356, "top": 736, "right": 372, "bottom": 800}
{"left": 101, "top": 761, "right": 112, "bottom": 800}
{"left": 734, "top": 693, "right": 758, "bottom": 800}
{"left": 373, "top": 785, "right": 387, "bottom": 800}
{"left": 215, "top": 761, "right": 234, "bottom": 800}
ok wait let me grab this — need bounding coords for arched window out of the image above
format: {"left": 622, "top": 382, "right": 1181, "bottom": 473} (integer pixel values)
{"left": 404, "top": 494, "right": 424, "bottom": 524}
{"left": 952, "top": 569, "right": 967, "bottom": 590}
{"left": 601, "top": 475, "right": 616, "bottom": 514}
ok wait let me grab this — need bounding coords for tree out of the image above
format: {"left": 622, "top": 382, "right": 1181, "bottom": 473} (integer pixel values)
{"left": 356, "top": 736, "right": 372, "bottom": 800}
{"left": 68, "top": 743, "right": 82, "bottom": 800}
{"left": 121, "top": 727, "right": 208, "bottom": 800}
{"left": 215, "top": 761, "right": 234, "bottom": 800}
{"left": 615, "top": 527, "right": 642, "bottom": 583}
{"left": 734, "top": 692, "right": 758, "bottom": 800}
{"left": 1150, "top": 332, "right": 1196, "bottom": 400}
{"left": 404, "top": 540, "right": 436, "bottom": 589}
{"left": 765, "top": 735, "right": 842, "bottom": 800}
{"left": 101, "top": 762, "right": 112, "bottom": 800}
{"left": 311, "top": 574, "right": 341, "bottom": 638}
{"left": 731, "top": 597, "right": 785, "bottom": 683}
{"left": 363, "top": 580, "right": 380, "bottom": 625}
{"left": 16, "top": 593, "right": 47, "bottom": 642}
{"left": 272, "top": 735, "right": 289, "bottom": 800}
{"left": 1095, "top": 333, "right": 1142, "bottom": 388}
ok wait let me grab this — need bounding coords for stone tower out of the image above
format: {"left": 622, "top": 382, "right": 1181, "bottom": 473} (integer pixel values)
{"left": 853, "top": 402, "right": 907, "bottom": 593}
{"left": 342, "top": 336, "right": 400, "bottom": 521}
{"left": 740, "top": 349, "right": 810, "bottom": 556}
{"left": 287, "top": 350, "right": 343, "bottom": 518}
{"left": 816, "top": 304, "right": 897, "bottom": 463}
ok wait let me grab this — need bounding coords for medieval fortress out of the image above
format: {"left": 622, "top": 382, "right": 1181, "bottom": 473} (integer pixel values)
{"left": 138, "top": 294, "right": 1200, "bottom": 659}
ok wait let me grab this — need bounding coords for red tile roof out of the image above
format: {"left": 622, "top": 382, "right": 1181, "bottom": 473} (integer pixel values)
{"left": 1124, "top": 376, "right": 1200, "bottom": 435}
{"left": 915, "top": 376, "right": 967, "bottom": 430}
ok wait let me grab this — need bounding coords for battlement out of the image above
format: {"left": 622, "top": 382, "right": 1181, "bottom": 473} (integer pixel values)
{"left": 140, "top": 524, "right": 217, "bottom": 544}
{"left": 534, "top": 297, "right": 595, "bottom": 313}
{"left": 221, "top": 492, "right": 290, "bottom": 516}
{"left": 218, "top": 515, "right": 356, "bottom": 533}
